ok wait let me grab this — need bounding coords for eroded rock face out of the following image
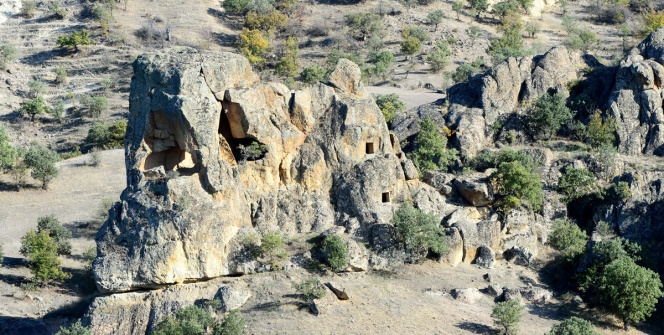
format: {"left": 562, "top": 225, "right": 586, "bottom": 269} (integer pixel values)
{"left": 93, "top": 48, "right": 431, "bottom": 293}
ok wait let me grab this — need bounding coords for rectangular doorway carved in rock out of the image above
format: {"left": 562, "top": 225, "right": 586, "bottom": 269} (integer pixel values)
{"left": 382, "top": 192, "right": 391, "bottom": 203}
{"left": 366, "top": 142, "right": 375, "bottom": 155}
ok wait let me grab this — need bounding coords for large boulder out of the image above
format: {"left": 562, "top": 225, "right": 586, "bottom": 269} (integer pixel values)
{"left": 453, "top": 173, "right": 494, "bottom": 206}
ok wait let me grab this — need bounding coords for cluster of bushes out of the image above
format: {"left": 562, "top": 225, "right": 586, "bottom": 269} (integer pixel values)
{"left": 393, "top": 204, "right": 447, "bottom": 263}
{"left": 86, "top": 120, "right": 126, "bottom": 148}
{"left": 0, "top": 127, "right": 60, "bottom": 190}
{"left": 152, "top": 305, "right": 244, "bottom": 335}
{"left": 20, "top": 215, "right": 72, "bottom": 284}
{"left": 374, "top": 93, "right": 405, "bottom": 124}
{"left": 409, "top": 117, "right": 458, "bottom": 173}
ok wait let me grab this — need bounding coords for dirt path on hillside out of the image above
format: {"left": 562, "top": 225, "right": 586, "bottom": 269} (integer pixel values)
{"left": 367, "top": 86, "right": 444, "bottom": 110}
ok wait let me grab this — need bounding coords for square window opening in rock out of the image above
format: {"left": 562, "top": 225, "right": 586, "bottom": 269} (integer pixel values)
{"left": 366, "top": 142, "right": 375, "bottom": 155}
{"left": 382, "top": 192, "right": 391, "bottom": 203}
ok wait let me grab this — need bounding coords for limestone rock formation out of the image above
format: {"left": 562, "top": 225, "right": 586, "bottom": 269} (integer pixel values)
{"left": 92, "top": 48, "right": 433, "bottom": 294}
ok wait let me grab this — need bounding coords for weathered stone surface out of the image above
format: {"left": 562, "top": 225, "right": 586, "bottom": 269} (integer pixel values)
{"left": 442, "top": 227, "right": 464, "bottom": 266}
{"left": 311, "top": 287, "right": 338, "bottom": 316}
{"left": 475, "top": 246, "right": 496, "bottom": 269}
{"left": 453, "top": 173, "right": 494, "bottom": 206}
{"left": 451, "top": 288, "right": 483, "bottom": 304}
{"left": 486, "top": 284, "right": 503, "bottom": 297}
{"left": 422, "top": 170, "right": 455, "bottom": 195}
{"left": 521, "top": 287, "right": 552, "bottom": 304}
{"left": 504, "top": 247, "right": 534, "bottom": 266}
{"left": 501, "top": 288, "right": 523, "bottom": 302}
{"left": 93, "top": 48, "right": 426, "bottom": 294}
{"left": 215, "top": 285, "right": 251, "bottom": 312}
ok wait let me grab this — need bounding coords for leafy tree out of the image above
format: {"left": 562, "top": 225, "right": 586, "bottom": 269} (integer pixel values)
{"left": 449, "top": 59, "right": 484, "bottom": 83}
{"left": 374, "top": 93, "right": 405, "bottom": 124}
{"left": 236, "top": 28, "right": 269, "bottom": 66}
{"left": 28, "top": 80, "right": 46, "bottom": 98}
{"left": 427, "top": 10, "right": 445, "bottom": 29}
{"left": 597, "top": 257, "right": 663, "bottom": 330}
{"left": 491, "top": 160, "right": 543, "bottom": 210}
{"left": 470, "top": 148, "right": 534, "bottom": 171}
{"left": 492, "top": 300, "right": 523, "bottom": 335}
{"left": 0, "top": 125, "right": 18, "bottom": 172}
{"left": 466, "top": 26, "right": 481, "bottom": 45}
{"left": 18, "top": 99, "right": 45, "bottom": 123}
{"left": 300, "top": 65, "right": 327, "bottom": 84}
{"left": 558, "top": 168, "right": 595, "bottom": 201}
{"left": 54, "top": 66, "right": 68, "bottom": 85}
{"left": 48, "top": 1, "right": 66, "bottom": 19}
{"left": 492, "top": 0, "right": 521, "bottom": 18}
{"left": 488, "top": 19, "right": 528, "bottom": 63}
{"left": 20, "top": 230, "right": 69, "bottom": 283}
{"left": 37, "top": 215, "right": 72, "bottom": 255}
{"left": 364, "top": 51, "right": 395, "bottom": 83}
{"left": 151, "top": 305, "right": 215, "bottom": 335}
{"left": 345, "top": 13, "right": 382, "bottom": 41}
{"left": 409, "top": 117, "right": 458, "bottom": 172}
{"left": 403, "top": 26, "right": 430, "bottom": 43}
{"left": 549, "top": 219, "right": 588, "bottom": 260}
{"left": 322, "top": 235, "right": 349, "bottom": 272}
{"left": 275, "top": 37, "right": 300, "bottom": 78}
{"left": 86, "top": 121, "right": 126, "bottom": 148}
{"left": 259, "top": 232, "right": 286, "bottom": 268}
{"left": 452, "top": 1, "right": 464, "bottom": 20}
{"left": 212, "top": 310, "right": 244, "bottom": 335}
{"left": 393, "top": 203, "right": 447, "bottom": 262}
{"left": 527, "top": 93, "right": 574, "bottom": 140}
{"left": 294, "top": 277, "right": 327, "bottom": 302}
{"left": 577, "top": 238, "right": 641, "bottom": 297}
{"left": 642, "top": 10, "right": 664, "bottom": 37}
{"left": 547, "top": 317, "right": 599, "bottom": 335}
{"left": 57, "top": 30, "right": 93, "bottom": 52}
{"left": 92, "top": 6, "right": 112, "bottom": 32}
{"left": 222, "top": 0, "right": 251, "bottom": 15}
{"left": 427, "top": 41, "right": 451, "bottom": 73}
{"left": 80, "top": 95, "right": 108, "bottom": 117}
{"left": 524, "top": 21, "right": 540, "bottom": 38}
{"left": 244, "top": 10, "right": 288, "bottom": 33}
{"left": 400, "top": 30, "right": 423, "bottom": 59}
{"left": 585, "top": 111, "right": 616, "bottom": 148}
{"left": 565, "top": 29, "right": 600, "bottom": 51}
{"left": 24, "top": 145, "right": 59, "bottom": 189}
{"left": 55, "top": 320, "right": 90, "bottom": 335}
{"left": 0, "top": 44, "right": 18, "bottom": 70}
{"left": 468, "top": 0, "right": 489, "bottom": 20}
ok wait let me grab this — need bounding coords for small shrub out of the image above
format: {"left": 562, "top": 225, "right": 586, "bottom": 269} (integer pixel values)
{"left": 393, "top": 203, "right": 447, "bottom": 262}
{"left": 51, "top": 100, "right": 66, "bottom": 122}
{"left": 448, "top": 58, "right": 484, "bottom": 83}
{"left": 524, "top": 21, "right": 540, "bottom": 38}
{"left": 212, "top": 310, "right": 245, "bottom": 335}
{"left": 260, "top": 232, "right": 287, "bottom": 268}
{"left": 48, "top": 1, "right": 66, "bottom": 19}
{"left": 427, "top": 10, "right": 445, "bottom": 29}
{"left": 20, "top": 0, "right": 37, "bottom": 18}
{"left": 585, "top": 111, "right": 616, "bottom": 148}
{"left": 642, "top": 10, "right": 664, "bottom": 37}
{"left": 491, "top": 160, "right": 543, "bottom": 211}
{"left": 565, "top": 29, "right": 600, "bottom": 51}
{"left": 294, "top": 277, "right": 327, "bottom": 301}
{"left": 20, "top": 97, "right": 50, "bottom": 122}
{"left": 527, "top": 93, "right": 574, "bottom": 140}
{"left": 244, "top": 10, "right": 288, "bottom": 33}
{"left": 80, "top": 95, "right": 108, "bottom": 117}
{"left": 20, "top": 229, "right": 69, "bottom": 284}
{"left": 89, "top": 148, "right": 102, "bottom": 167}
{"left": 300, "top": 65, "right": 327, "bottom": 84}
{"left": 427, "top": 41, "right": 451, "bottom": 73}
{"left": 409, "top": 117, "right": 458, "bottom": 172}
{"left": 151, "top": 305, "right": 216, "bottom": 335}
{"left": 374, "top": 93, "right": 405, "bottom": 124}
{"left": 452, "top": 1, "right": 463, "bottom": 20}
{"left": 492, "top": 300, "right": 524, "bottom": 335}
{"left": 55, "top": 320, "right": 90, "bottom": 335}
{"left": 558, "top": 167, "right": 595, "bottom": 201}
{"left": 24, "top": 145, "right": 59, "bottom": 189}
{"left": 237, "top": 141, "right": 267, "bottom": 162}
{"left": 57, "top": 30, "right": 93, "bottom": 52}
{"left": 275, "top": 37, "right": 300, "bottom": 78}
{"left": 549, "top": 219, "right": 588, "bottom": 260}
{"left": 611, "top": 181, "right": 631, "bottom": 200}
{"left": 466, "top": 25, "right": 481, "bottom": 45}
{"left": 547, "top": 317, "right": 599, "bottom": 335}
{"left": 322, "top": 235, "right": 349, "bottom": 272}
{"left": 0, "top": 44, "right": 18, "bottom": 70}
{"left": 28, "top": 80, "right": 46, "bottom": 98}
{"left": 488, "top": 20, "right": 528, "bottom": 63}
{"left": 345, "top": 13, "right": 383, "bottom": 41}
{"left": 236, "top": 28, "right": 269, "bottom": 66}
{"left": 37, "top": 215, "right": 72, "bottom": 255}
{"left": 222, "top": 0, "right": 251, "bottom": 15}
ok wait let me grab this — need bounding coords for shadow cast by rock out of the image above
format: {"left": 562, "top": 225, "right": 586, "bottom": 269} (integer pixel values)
{"left": 455, "top": 321, "right": 495, "bottom": 335}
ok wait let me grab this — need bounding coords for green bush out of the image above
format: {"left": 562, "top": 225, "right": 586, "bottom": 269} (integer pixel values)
{"left": 237, "top": 141, "right": 267, "bottom": 161}
{"left": 585, "top": 111, "right": 616, "bottom": 148}
{"left": 275, "top": 37, "right": 299, "bottom": 78}
{"left": 55, "top": 320, "right": 90, "bottom": 335}
{"left": 20, "top": 97, "right": 50, "bottom": 122}
{"left": 374, "top": 93, "right": 405, "bottom": 124}
{"left": 549, "top": 219, "right": 587, "bottom": 260}
{"left": 490, "top": 161, "right": 543, "bottom": 211}
{"left": 322, "top": 235, "right": 349, "bottom": 272}
{"left": 20, "top": 0, "right": 36, "bottom": 18}
{"left": 37, "top": 215, "right": 72, "bottom": 255}
{"left": 448, "top": 58, "right": 484, "bottom": 83}
{"left": 565, "top": 29, "right": 600, "bottom": 51}
{"left": 470, "top": 149, "right": 534, "bottom": 172}
{"left": 597, "top": 257, "right": 663, "bottom": 330}
{"left": 409, "top": 117, "right": 458, "bottom": 172}
{"left": 212, "top": 310, "right": 245, "bottom": 335}
{"left": 86, "top": 120, "right": 126, "bottom": 148}
{"left": 20, "top": 229, "right": 69, "bottom": 284}
{"left": 577, "top": 238, "right": 641, "bottom": 297}
{"left": 0, "top": 44, "right": 18, "bottom": 70}
{"left": 57, "top": 30, "right": 93, "bottom": 52}
{"left": 294, "top": 277, "right": 327, "bottom": 301}
{"left": 80, "top": 95, "right": 108, "bottom": 117}
{"left": 0, "top": 125, "right": 18, "bottom": 172}
{"left": 222, "top": 0, "right": 251, "bottom": 15}
{"left": 300, "top": 65, "right": 327, "bottom": 84}
{"left": 427, "top": 9, "right": 445, "bottom": 29}
{"left": 547, "top": 317, "right": 598, "bottom": 335}
{"left": 468, "top": 0, "right": 490, "bottom": 19}
{"left": 260, "top": 232, "right": 287, "bottom": 268}
{"left": 492, "top": 300, "right": 523, "bottom": 335}
{"left": 558, "top": 167, "right": 595, "bottom": 201}
{"left": 527, "top": 93, "right": 574, "bottom": 140}
{"left": 24, "top": 145, "right": 59, "bottom": 189}
{"left": 48, "top": 1, "right": 66, "bottom": 19}
{"left": 427, "top": 41, "right": 451, "bottom": 73}
{"left": 363, "top": 50, "right": 394, "bottom": 83}
{"left": 393, "top": 204, "right": 447, "bottom": 262}
{"left": 345, "top": 13, "right": 382, "bottom": 41}
{"left": 611, "top": 181, "right": 631, "bottom": 200}
{"left": 488, "top": 21, "right": 528, "bottom": 63}
{"left": 151, "top": 305, "right": 215, "bottom": 335}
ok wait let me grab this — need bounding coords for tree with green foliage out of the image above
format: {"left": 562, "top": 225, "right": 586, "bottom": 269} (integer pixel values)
{"left": 597, "top": 257, "right": 663, "bottom": 330}
{"left": 20, "top": 97, "right": 49, "bottom": 122}
{"left": 452, "top": 1, "right": 464, "bottom": 20}
{"left": 488, "top": 19, "right": 528, "bottom": 63}
{"left": 492, "top": 300, "right": 523, "bottom": 335}
{"left": 400, "top": 31, "right": 423, "bottom": 60}
{"left": 577, "top": 238, "right": 641, "bottom": 297}
{"left": 345, "top": 13, "right": 382, "bottom": 41}
{"left": 55, "top": 320, "right": 90, "bottom": 335}
{"left": 585, "top": 111, "right": 616, "bottom": 148}
{"left": 86, "top": 121, "right": 126, "bottom": 148}
{"left": 28, "top": 80, "right": 45, "bottom": 98}
{"left": 300, "top": 65, "right": 327, "bottom": 84}
{"left": 547, "top": 317, "right": 599, "bottom": 335}
{"left": 374, "top": 93, "right": 405, "bottom": 124}
{"left": 364, "top": 51, "right": 395, "bottom": 83}
{"left": 427, "top": 10, "right": 445, "bottom": 29}
{"left": 468, "top": 0, "right": 489, "bottom": 20}
{"left": 549, "top": 219, "right": 588, "bottom": 260}
{"left": 244, "top": 10, "right": 288, "bottom": 33}
{"left": 92, "top": 6, "right": 112, "bottom": 32}
{"left": 57, "top": 30, "right": 93, "bottom": 52}
{"left": 466, "top": 26, "right": 481, "bottom": 46}
{"left": 527, "top": 93, "right": 574, "bottom": 140}
{"left": 294, "top": 277, "right": 327, "bottom": 302}
{"left": 492, "top": 0, "right": 521, "bottom": 19}
{"left": 427, "top": 41, "right": 451, "bottom": 73}
{"left": 322, "top": 235, "right": 349, "bottom": 272}
{"left": 20, "top": 229, "right": 69, "bottom": 284}
{"left": 222, "top": 0, "right": 251, "bottom": 15}
{"left": 409, "top": 117, "right": 458, "bottom": 172}
{"left": 470, "top": 148, "right": 534, "bottom": 171}
{"left": 37, "top": 215, "right": 72, "bottom": 255}
{"left": 565, "top": 29, "right": 600, "bottom": 51}
{"left": 236, "top": 28, "right": 269, "bottom": 66}
{"left": 237, "top": 141, "right": 267, "bottom": 162}
{"left": 558, "top": 168, "right": 595, "bottom": 201}
{"left": 213, "top": 310, "right": 245, "bottom": 335}
{"left": 449, "top": 59, "right": 484, "bottom": 83}
{"left": 260, "top": 232, "right": 286, "bottom": 268}
{"left": 24, "top": 145, "right": 59, "bottom": 189}
{"left": 80, "top": 95, "right": 108, "bottom": 117}
{"left": 491, "top": 160, "right": 543, "bottom": 210}
{"left": 0, "top": 44, "right": 17, "bottom": 70}
{"left": 48, "top": 1, "right": 66, "bottom": 19}
{"left": 0, "top": 125, "right": 18, "bottom": 173}
{"left": 275, "top": 37, "right": 300, "bottom": 78}
{"left": 393, "top": 203, "right": 447, "bottom": 262}
{"left": 524, "top": 21, "right": 541, "bottom": 38}
{"left": 151, "top": 305, "right": 216, "bottom": 335}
